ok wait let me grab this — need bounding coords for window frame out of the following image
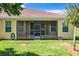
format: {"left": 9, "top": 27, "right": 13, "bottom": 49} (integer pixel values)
{"left": 5, "top": 21, "right": 12, "bottom": 32}
{"left": 62, "top": 22, "right": 69, "bottom": 32}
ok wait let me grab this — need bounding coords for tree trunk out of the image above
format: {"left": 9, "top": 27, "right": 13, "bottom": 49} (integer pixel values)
{"left": 73, "top": 26, "right": 76, "bottom": 50}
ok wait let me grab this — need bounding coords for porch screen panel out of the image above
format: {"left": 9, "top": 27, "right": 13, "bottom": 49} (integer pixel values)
{"left": 30, "top": 23, "right": 45, "bottom": 36}
{"left": 51, "top": 22, "right": 57, "bottom": 32}
{"left": 41, "top": 24, "right": 45, "bottom": 35}
{"left": 17, "top": 21, "right": 24, "bottom": 32}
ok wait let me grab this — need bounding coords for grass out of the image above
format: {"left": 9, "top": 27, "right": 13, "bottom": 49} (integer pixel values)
{"left": 76, "top": 28, "right": 79, "bottom": 36}
{"left": 76, "top": 28, "right": 79, "bottom": 40}
{"left": 0, "top": 28, "right": 79, "bottom": 56}
{"left": 75, "top": 28, "right": 79, "bottom": 45}
{"left": 0, "top": 40, "right": 71, "bottom": 56}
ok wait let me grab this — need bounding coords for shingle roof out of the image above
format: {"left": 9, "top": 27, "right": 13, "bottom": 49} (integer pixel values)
{"left": 0, "top": 8, "right": 64, "bottom": 18}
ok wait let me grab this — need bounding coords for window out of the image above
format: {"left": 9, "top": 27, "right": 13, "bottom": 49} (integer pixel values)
{"left": 62, "top": 22, "right": 68, "bottom": 32}
{"left": 5, "top": 21, "right": 11, "bottom": 32}
{"left": 51, "top": 23, "right": 56, "bottom": 32}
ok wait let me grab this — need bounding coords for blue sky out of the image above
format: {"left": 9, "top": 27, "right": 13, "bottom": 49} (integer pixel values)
{"left": 21, "top": 3, "right": 70, "bottom": 14}
{"left": 22, "top": 3, "right": 68, "bottom": 10}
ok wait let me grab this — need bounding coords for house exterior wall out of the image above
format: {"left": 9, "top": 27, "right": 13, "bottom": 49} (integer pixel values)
{"left": 0, "top": 19, "right": 17, "bottom": 39}
{"left": 0, "top": 18, "right": 74, "bottom": 39}
{"left": 58, "top": 20, "right": 74, "bottom": 39}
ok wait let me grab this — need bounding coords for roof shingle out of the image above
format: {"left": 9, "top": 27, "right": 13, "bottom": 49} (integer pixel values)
{"left": 0, "top": 8, "right": 64, "bottom": 18}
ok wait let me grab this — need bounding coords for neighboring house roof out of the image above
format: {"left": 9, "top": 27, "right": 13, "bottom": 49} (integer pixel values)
{"left": 0, "top": 8, "right": 64, "bottom": 19}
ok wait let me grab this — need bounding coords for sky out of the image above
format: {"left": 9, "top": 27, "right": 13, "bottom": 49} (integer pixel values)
{"left": 21, "top": 3, "right": 70, "bottom": 14}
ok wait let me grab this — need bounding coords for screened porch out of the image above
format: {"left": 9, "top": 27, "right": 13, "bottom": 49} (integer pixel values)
{"left": 17, "top": 21, "right": 57, "bottom": 39}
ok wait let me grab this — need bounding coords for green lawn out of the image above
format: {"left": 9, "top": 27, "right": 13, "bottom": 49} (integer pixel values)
{"left": 0, "top": 40, "right": 71, "bottom": 56}
{"left": 76, "top": 28, "right": 79, "bottom": 39}
{"left": 76, "top": 28, "right": 79, "bottom": 44}
{"left": 0, "top": 28, "right": 78, "bottom": 56}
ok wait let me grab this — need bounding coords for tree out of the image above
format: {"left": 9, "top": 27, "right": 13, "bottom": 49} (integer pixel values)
{"left": 0, "top": 3, "right": 23, "bottom": 16}
{"left": 65, "top": 4, "right": 79, "bottom": 50}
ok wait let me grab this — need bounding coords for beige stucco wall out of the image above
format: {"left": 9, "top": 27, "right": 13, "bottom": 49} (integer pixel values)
{"left": 0, "top": 18, "right": 74, "bottom": 39}
{"left": 0, "top": 19, "right": 17, "bottom": 39}
{"left": 58, "top": 20, "right": 74, "bottom": 39}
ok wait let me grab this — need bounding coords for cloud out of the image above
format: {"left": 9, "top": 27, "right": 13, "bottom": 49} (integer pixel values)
{"left": 45, "top": 10, "right": 65, "bottom": 14}
{"left": 21, "top": 4, "right": 26, "bottom": 8}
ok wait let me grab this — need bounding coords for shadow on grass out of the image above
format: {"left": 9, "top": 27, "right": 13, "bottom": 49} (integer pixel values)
{"left": 0, "top": 48, "right": 39, "bottom": 56}
{"left": 76, "top": 37, "right": 79, "bottom": 40}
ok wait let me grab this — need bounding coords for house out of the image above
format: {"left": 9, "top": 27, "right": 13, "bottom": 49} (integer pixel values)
{"left": 0, "top": 9, "right": 74, "bottom": 40}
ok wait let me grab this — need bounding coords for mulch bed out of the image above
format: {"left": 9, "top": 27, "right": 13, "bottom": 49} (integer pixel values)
{"left": 62, "top": 43, "right": 79, "bottom": 56}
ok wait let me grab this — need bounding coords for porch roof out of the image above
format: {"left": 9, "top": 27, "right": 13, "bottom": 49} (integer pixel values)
{"left": 0, "top": 8, "right": 64, "bottom": 19}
